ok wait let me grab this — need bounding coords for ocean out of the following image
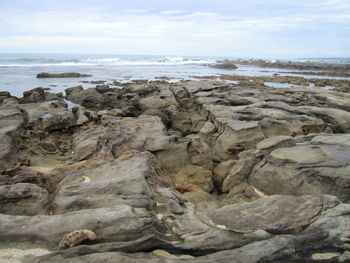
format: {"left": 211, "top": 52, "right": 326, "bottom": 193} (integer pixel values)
{"left": 0, "top": 53, "right": 349, "bottom": 97}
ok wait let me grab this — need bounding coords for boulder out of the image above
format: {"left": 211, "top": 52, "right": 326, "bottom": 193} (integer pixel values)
{"left": 22, "top": 88, "right": 46, "bottom": 103}
{"left": 72, "top": 127, "right": 106, "bottom": 161}
{"left": 69, "top": 88, "right": 103, "bottom": 109}
{"left": 19, "top": 101, "right": 76, "bottom": 131}
{"left": 222, "top": 150, "right": 263, "bottom": 192}
{"left": 65, "top": 86, "right": 83, "bottom": 96}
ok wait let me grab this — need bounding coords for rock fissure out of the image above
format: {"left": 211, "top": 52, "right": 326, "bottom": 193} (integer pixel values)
{"left": 1, "top": 78, "right": 350, "bottom": 262}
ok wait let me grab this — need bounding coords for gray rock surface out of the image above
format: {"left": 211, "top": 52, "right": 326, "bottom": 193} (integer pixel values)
{"left": 248, "top": 134, "right": 350, "bottom": 202}
{"left": 1, "top": 78, "right": 350, "bottom": 263}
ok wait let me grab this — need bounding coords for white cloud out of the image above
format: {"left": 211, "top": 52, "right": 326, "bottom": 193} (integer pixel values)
{"left": 321, "top": 0, "right": 350, "bottom": 7}
{"left": 0, "top": 5, "right": 349, "bottom": 57}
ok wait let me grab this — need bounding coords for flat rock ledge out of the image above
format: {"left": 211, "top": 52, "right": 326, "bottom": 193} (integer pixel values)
{"left": 0, "top": 78, "right": 350, "bottom": 263}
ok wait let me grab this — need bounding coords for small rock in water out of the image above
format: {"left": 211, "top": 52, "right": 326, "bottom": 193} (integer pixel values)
{"left": 36, "top": 72, "right": 91, "bottom": 78}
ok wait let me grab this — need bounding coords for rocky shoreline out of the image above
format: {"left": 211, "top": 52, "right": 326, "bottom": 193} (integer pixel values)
{"left": 0, "top": 74, "right": 350, "bottom": 262}
{"left": 225, "top": 59, "right": 350, "bottom": 78}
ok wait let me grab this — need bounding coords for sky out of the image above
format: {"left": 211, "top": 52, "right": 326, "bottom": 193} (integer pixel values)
{"left": 0, "top": 0, "right": 349, "bottom": 58}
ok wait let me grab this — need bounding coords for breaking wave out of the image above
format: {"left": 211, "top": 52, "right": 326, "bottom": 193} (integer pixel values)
{"left": 0, "top": 55, "right": 215, "bottom": 67}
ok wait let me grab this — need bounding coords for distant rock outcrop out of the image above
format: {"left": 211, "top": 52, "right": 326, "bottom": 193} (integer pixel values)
{"left": 36, "top": 72, "right": 91, "bottom": 78}
{"left": 211, "top": 59, "right": 238, "bottom": 70}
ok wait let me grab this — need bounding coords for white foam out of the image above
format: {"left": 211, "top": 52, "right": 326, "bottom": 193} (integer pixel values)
{"left": 0, "top": 56, "right": 215, "bottom": 67}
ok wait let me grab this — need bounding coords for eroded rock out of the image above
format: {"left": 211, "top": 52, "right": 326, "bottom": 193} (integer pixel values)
{"left": 1, "top": 78, "right": 350, "bottom": 263}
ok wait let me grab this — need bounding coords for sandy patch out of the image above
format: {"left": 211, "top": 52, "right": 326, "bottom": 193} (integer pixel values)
{"left": 0, "top": 243, "right": 49, "bottom": 263}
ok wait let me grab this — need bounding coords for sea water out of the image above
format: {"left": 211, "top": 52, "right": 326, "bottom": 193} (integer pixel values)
{"left": 0, "top": 53, "right": 349, "bottom": 97}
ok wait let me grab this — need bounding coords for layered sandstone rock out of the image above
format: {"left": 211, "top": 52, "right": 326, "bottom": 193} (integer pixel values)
{"left": 1, "top": 77, "right": 350, "bottom": 263}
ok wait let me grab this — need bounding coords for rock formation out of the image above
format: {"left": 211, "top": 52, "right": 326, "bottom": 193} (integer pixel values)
{"left": 1, "top": 77, "right": 350, "bottom": 262}
{"left": 36, "top": 72, "right": 92, "bottom": 78}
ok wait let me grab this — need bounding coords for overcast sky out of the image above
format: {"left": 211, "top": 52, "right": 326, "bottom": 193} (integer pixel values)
{"left": 0, "top": 0, "right": 349, "bottom": 58}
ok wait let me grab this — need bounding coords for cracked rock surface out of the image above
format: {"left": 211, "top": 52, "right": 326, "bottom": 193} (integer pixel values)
{"left": 1, "top": 78, "right": 350, "bottom": 262}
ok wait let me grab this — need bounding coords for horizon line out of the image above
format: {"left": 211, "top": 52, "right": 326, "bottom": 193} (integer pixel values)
{"left": 1, "top": 52, "right": 350, "bottom": 61}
